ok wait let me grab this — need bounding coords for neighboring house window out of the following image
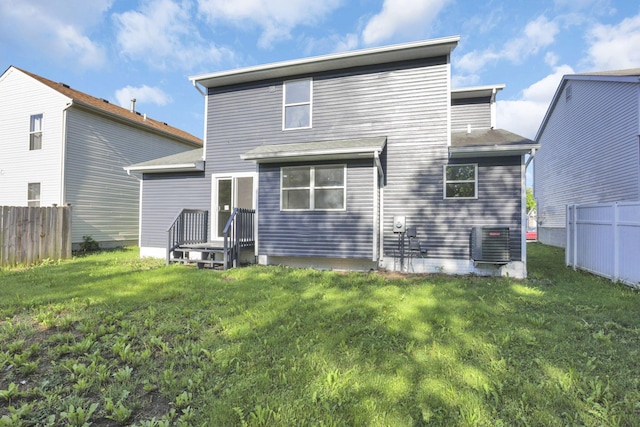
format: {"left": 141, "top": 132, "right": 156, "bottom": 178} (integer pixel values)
{"left": 29, "top": 114, "right": 43, "bottom": 150}
{"left": 444, "top": 164, "right": 477, "bottom": 199}
{"left": 283, "top": 79, "right": 312, "bottom": 130}
{"left": 28, "top": 183, "right": 41, "bottom": 207}
{"left": 281, "top": 165, "right": 345, "bottom": 210}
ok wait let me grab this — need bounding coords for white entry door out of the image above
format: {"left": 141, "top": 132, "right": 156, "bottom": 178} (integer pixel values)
{"left": 212, "top": 174, "right": 255, "bottom": 239}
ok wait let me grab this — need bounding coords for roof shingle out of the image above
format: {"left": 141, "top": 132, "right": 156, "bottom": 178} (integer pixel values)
{"left": 14, "top": 67, "right": 202, "bottom": 146}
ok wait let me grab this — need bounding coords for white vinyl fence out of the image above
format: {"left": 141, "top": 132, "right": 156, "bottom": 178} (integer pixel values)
{"left": 566, "top": 202, "right": 640, "bottom": 288}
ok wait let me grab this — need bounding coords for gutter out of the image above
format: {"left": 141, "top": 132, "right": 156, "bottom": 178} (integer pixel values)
{"left": 449, "top": 143, "right": 540, "bottom": 158}
{"left": 124, "top": 161, "right": 205, "bottom": 176}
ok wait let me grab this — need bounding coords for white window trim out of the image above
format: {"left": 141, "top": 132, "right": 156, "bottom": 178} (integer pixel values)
{"left": 281, "top": 164, "right": 346, "bottom": 211}
{"left": 443, "top": 164, "right": 478, "bottom": 200}
{"left": 29, "top": 113, "right": 43, "bottom": 151}
{"left": 282, "top": 78, "right": 313, "bottom": 130}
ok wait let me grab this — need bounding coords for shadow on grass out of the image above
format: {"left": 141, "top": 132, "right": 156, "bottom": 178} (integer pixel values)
{"left": 1, "top": 244, "right": 638, "bottom": 425}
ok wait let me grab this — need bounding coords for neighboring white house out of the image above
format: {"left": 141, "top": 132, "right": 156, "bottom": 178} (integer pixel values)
{"left": 534, "top": 69, "right": 640, "bottom": 247}
{"left": 0, "top": 66, "right": 202, "bottom": 248}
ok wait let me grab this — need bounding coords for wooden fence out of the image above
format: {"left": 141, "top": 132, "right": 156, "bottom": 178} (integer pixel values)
{"left": 0, "top": 206, "right": 72, "bottom": 267}
{"left": 566, "top": 201, "right": 640, "bottom": 288}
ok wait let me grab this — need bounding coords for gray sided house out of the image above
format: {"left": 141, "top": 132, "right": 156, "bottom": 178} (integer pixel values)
{"left": 129, "top": 36, "right": 538, "bottom": 278}
{"left": 534, "top": 69, "right": 640, "bottom": 247}
{"left": 0, "top": 66, "right": 202, "bottom": 248}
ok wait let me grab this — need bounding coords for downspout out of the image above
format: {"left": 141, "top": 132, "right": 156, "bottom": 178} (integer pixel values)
{"left": 521, "top": 154, "right": 527, "bottom": 278}
{"left": 446, "top": 53, "right": 452, "bottom": 147}
{"left": 375, "top": 151, "right": 385, "bottom": 263}
{"left": 490, "top": 87, "right": 498, "bottom": 129}
{"left": 191, "top": 80, "right": 206, "bottom": 97}
{"left": 60, "top": 101, "right": 73, "bottom": 205}
{"left": 191, "top": 80, "right": 208, "bottom": 167}
{"left": 525, "top": 147, "right": 536, "bottom": 169}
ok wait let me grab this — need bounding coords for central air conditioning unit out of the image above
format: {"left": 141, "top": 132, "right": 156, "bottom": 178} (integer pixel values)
{"left": 471, "top": 226, "right": 511, "bottom": 264}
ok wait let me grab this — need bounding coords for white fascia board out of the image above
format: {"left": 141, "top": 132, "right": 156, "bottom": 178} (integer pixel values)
{"left": 123, "top": 161, "right": 205, "bottom": 174}
{"left": 190, "top": 36, "right": 459, "bottom": 89}
{"left": 449, "top": 144, "right": 540, "bottom": 158}
{"left": 451, "top": 84, "right": 505, "bottom": 99}
{"left": 243, "top": 149, "right": 378, "bottom": 163}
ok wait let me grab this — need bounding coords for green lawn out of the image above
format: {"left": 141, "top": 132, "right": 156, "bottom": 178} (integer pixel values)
{"left": 1, "top": 244, "right": 639, "bottom": 426}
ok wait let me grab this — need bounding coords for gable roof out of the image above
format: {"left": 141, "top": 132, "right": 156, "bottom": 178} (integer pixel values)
{"left": 9, "top": 66, "right": 202, "bottom": 147}
{"left": 190, "top": 36, "right": 459, "bottom": 89}
{"left": 535, "top": 68, "right": 640, "bottom": 141}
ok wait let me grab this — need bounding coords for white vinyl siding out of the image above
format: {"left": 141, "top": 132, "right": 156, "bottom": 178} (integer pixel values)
{"left": 283, "top": 78, "right": 312, "bottom": 130}
{"left": 64, "top": 108, "right": 197, "bottom": 244}
{"left": 0, "top": 68, "right": 67, "bottom": 207}
{"left": 535, "top": 78, "right": 640, "bottom": 245}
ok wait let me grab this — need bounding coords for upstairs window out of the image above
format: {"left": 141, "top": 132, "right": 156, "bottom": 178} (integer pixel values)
{"left": 28, "top": 183, "right": 41, "bottom": 207}
{"left": 444, "top": 164, "right": 477, "bottom": 199}
{"left": 283, "top": 79, "right": 312, "bottom": 130}
{"left": 30, "top": 114, "right": 43, "bottom": 150}
{"left": 281, "top": 165, "right": 345, "bottom": 211}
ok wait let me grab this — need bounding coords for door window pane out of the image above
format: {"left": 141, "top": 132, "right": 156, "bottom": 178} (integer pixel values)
{"left": 217, "top": 179, "right": 232, "bottom": 236}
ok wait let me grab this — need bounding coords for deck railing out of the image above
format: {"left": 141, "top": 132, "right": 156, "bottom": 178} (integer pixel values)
{"left": 166, "top": 209, "right": 208, "bottom": 265}
{"left": 223, "top": 208, "right": 255, "bottom": 269}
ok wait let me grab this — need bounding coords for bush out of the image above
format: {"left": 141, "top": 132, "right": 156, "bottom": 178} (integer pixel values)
{"left": 79, "top": 236, "right": 100, "bottom": 253}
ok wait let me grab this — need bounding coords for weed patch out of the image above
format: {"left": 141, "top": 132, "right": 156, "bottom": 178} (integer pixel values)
{"left": 1, "top": 245, "right": 639, "bottom": 425}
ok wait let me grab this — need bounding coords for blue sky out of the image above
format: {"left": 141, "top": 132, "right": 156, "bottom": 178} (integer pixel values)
{"left": 2, "top": 0, "right": 639, "bottom": 146}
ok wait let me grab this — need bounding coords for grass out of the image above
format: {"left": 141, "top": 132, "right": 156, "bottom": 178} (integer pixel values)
{"left": 0, "top": 244, "right": 639, "bottom": 426}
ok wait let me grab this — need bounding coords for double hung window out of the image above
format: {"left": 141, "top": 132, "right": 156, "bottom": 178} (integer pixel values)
{"left": 283, "top": 79, "right": 312, "bottom": 129}
{"left": 281, "top": 165, "right": 345, "bottom": 210}
{"left": 444, "top": 164, "right": 477, "bottom": 199}
{"left": 28, "top": 183, "right": 41, "bottom": 207}
{"left": 30, "top": 114, "right": 43, "bottom": 150}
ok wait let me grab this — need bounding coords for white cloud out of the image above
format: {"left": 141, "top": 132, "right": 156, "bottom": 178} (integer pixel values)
{"left": 361, "top": 0, "right": 453, "bottom": 46}
{"left": 544, "top": 52, "right": 559, "bottom": 67}
{"left": 0, "top": 0, "right": 111, "bottom": 69}
{"left": 333, "top": 33, "right": 360, "bottom": 53}
{"left": 114, "top": 85, "right": 172, "bottom": 109}
{"left": 497, "top": 65, "right": 574, "bottom": 140}
{"left": 197, "top": 0, "right": 342, "bottom": 48}
{"left": 456, "top": 16, "right": 559, "bottom": 75}
{"left": 583, "top": 13, "right": 640, "bottom": 71}
{"left": 114, "top": 0, "right": 233, "bottom": 70}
